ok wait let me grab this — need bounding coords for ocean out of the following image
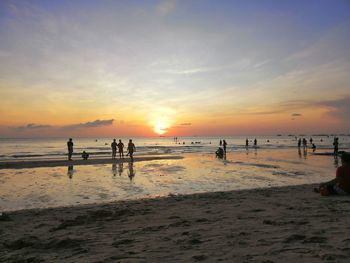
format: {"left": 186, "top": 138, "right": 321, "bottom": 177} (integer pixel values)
{"left": 1, "top": 135, "right": 350, "bottom": 161}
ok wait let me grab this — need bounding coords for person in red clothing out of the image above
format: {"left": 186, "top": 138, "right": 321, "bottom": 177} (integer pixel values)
{"left": 316, "top": 152, "right": 350, "bottom": 195}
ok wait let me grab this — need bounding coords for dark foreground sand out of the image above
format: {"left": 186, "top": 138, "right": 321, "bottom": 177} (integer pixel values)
{"left": 1, "top": 184, "right": 350, "bottom": 262}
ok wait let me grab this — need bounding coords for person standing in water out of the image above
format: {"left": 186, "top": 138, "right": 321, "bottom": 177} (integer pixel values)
{"left": 111, "top": 139, "right": 117, "bottom": 159}
{"left": 298, "top": 138, "right": 301, "bottom": 148}
{"left": 117, "top": 139, "right": 124, "bottom": 159}
{"left": 245, "top": 139, "right": 249, "bottom": 148}
{"left": 67, "top": 138, "right": 74, "bottom": 161}
{"left": 223, "top": 140, "right": 227, "bottom": 154}
{"left": 254, "top": 138, "right": 257, "bottom": 147}
{"left": 333, "top": 137, "right": 339, "bottom": 156}
{"left": 127, "top": 139, "right": 136, "bottom": 161}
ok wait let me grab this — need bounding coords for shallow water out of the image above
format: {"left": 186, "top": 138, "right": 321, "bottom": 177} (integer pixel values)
{"left": 0, "top": 149, "right": 340, "bottom": 211}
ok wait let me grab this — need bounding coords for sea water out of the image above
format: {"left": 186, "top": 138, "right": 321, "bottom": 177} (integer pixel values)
{"left": 1, "top": 135, "right": 350, "bottom": 160}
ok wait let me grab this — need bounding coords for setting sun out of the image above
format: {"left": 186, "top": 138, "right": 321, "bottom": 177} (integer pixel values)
{"left": 153, "top": 120, "right": 169, "bottom": 135}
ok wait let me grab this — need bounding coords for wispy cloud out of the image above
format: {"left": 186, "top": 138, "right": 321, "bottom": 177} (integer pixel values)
{"left": 291, "top": 113, "right": 302, "bottom": 117}
{"left": 11, "top": 119, "right": 114, "bottom": 131}
{"left": 64, "top": 119, "right": 114, "bottom": 129}
{"left": 13, "top": 123, "right": 52, "bottom": 130}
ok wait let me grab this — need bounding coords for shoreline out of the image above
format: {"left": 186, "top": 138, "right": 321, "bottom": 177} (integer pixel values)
{"left": 2, "top": 184, "right": 350, "bottom": 262}
{"left": 0, "top": 155, "right": 184, "bottom": 169}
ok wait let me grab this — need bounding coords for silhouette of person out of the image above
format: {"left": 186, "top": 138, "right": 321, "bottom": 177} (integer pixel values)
{"left": 333, "top": 137, "right": 339, "bottom": 156}
{"left": 254, "top": 138, "right": 257, "bottom": 147}
{"left": 302, "top": 138, "right": 307, "bottom": 150}
{"left": 67, "top": 138, "right": 74, "bottom": 160}
{"left": 127, "top": 139, "right": 136, "bottom": 161}
{"left": 222, "top": 140, "right": 227, "bottom": 154}
{"left": 310, "top": 137, "right": 313, "bottom": 144}
{"left": 219, "top": 140, "right": 222, "bottom": 146}
{"left": 128, "top": 161, "right": 135, "bottom": 181}
{"left": 67, "top": 165, "right": 74, "bottom": 179}
{"left": 216, "top": 147, "right": 224, "bottom": 159}
{"left": 312, "top": 143, "right": 316, "bottom": 152}
{"left": 245, "top": 139, "right": 249, "bottom": 147}
{"left": 81, "top": 151, "right": 89, "bottom": 160}
{"left": 118, "top": 162, "right": 124, "bottom": 176}
{"left": 298, "top": 138, "right": 301, "bottom": 148}
{"left": 111, "top": 139, "right": 117, "bottom": 159}
{"left": 117, "top": 139, "right": 124, "bottom": 159}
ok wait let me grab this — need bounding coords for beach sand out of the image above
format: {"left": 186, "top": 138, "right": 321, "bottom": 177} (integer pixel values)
{"left": 1, "top": 184, "right": 350, "bottom": 262}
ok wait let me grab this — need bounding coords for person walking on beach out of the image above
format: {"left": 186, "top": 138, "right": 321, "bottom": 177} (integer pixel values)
{"left": 298, "top": 138, "right": 301, "bottom": 148}
{"left": 117, "top": 139, "right": 124, "bottom": 159}
{"left": 245, "top": 139, "right": 249, "bottom": 148}
{"left": 67, "top": 138, "right": 74, "bottom": 160}
{"left": 127, "top": 139, "right": 136, "bottom": 161}
{"left": 111, "top": 139, "right": 117, "bottom": 159}
{"left": 254, "top": 138, "right": 257, "bottom": 147}
{"left": 223, "top": 140, "right": 227, "bottom": 154}
{"left": 219, "top": 140, "right": 222, "bottom": 146}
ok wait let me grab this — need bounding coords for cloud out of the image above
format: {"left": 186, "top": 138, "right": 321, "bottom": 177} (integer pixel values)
{"left": 11, "top": 119, "right": 114, "bottom": 131}
{"left": 13, "top": 123, "right": 52, "bottom": 130}
{"left": 319, "top": 96, "right": 350, "bottom": 122}
{"left": 156, "top": 0, "right": 177, "bottom": 16}
{"left": 291, "top": 113, "right": 302, "bottom": 117}
{"left": 63, "top": 119, "right": 114, "bottom": 129}
{"left": 180, "top": 123, "right": 192, "bottom": 126}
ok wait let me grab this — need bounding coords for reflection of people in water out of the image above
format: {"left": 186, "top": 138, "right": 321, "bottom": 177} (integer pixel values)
{"left": 118, "top": 162, "right": 124, "bottom": 176}
{"left": 298, "top": 147, "right": 302, "bottom": 158}
{"left": 112, "top": 163, "right": 117, "bottom": 176}
{"left": 128, "top": 161, "right": 135, "bottom": 181}
{"left": 67, "top": 165, "right": 74, "bottom": 179}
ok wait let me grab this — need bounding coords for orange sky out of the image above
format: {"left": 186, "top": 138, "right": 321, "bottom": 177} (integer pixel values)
{"left": 0, "top": 1, "right": 349, "bottom": 137}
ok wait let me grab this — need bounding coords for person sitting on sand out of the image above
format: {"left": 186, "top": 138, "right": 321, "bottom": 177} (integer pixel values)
{"left": 127, "top": 139, "right": 136, "bottom": 161}
{"left": 216, "top": 147, "right": 224, "bottom": 159}
{"left": 117, "top": 139, "right": 124, "bottom": 158}
{"left": 82, "top": 151, "right": 89, "bottom": 160}
{"left": 67, "top": 138, "right": 74, "bottom": 160}
{"left": 315, "top": 152, "right": 350, "bottom": 196}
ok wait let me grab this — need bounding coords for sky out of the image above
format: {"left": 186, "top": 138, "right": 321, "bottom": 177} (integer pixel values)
{"left": 0, "top": 0, "right": 349, "bottom": 137}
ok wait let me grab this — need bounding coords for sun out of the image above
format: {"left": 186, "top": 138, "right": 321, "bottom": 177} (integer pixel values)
{"left": 153, "top": 119, "right": 169, "bottom": 135}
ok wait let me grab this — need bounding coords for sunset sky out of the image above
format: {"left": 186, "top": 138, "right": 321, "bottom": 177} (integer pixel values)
{"left": 0, "top": 0, "right": 349, "bottom": 137}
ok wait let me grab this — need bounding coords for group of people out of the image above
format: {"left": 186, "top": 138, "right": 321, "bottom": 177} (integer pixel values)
{"left": 66, "top": 138, "right": 136, "bottom": 161}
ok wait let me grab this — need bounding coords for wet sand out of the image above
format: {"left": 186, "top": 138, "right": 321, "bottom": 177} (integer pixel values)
{"left": 0, "top": 155, "right": 183, "bottom": 169}
{"left": 1, "top": 184, "right": 350, "bottom": 262}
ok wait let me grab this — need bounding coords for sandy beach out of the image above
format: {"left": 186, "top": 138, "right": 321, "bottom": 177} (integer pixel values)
{"left": 1, "top": 184, "right": 350, "bottom": 262}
